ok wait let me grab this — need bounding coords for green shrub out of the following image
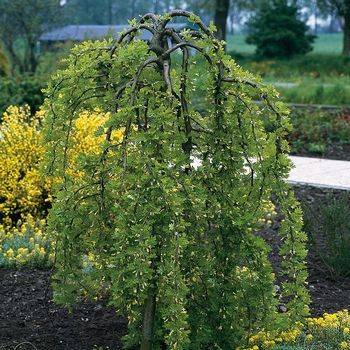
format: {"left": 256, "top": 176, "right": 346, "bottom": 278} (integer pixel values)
{"left": 246, "top": 0, "right": 315, "bottom": 58}
{"left": 304, "top": 194, "right": 350, "bottom": 279}
{"left": 44, "top": 11, "right": 309, "bottom": 349}
{"left": 0, "top": 76, "right": 44, "bottom": 116}
{"left": 288, "top": 110, "right": 350, "bottom": 156}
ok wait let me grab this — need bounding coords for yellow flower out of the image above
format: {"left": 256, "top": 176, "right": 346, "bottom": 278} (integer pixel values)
{"left": 0, "top": 106, "right": 124, "bottom": 267}
{"left": 340, "top": 341, "right": 349, "bottom": 350}
{"left": 17, "top": 247, "right": 29, "bottom": 256}
{"left": 305, "top": 334, "right": 313, "bottom": 342}
{"left": 0, "top": 106, "right": 46, "bottom": 220}
{"left": 344, "top": 328, "right": 350, "bottom": 335}
{"left": 6, "top": 248, "right": 14, "bottom": 258}
{"left": 39, "top": 247, "right": 46, "bottom": 256}
{"left": 263, "top": 340, "right": 275, "bottom": 348}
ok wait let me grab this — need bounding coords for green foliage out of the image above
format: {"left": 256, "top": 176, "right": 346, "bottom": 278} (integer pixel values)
{"left": 0, "top": 0, "right": 64, "bottom": 73}
{"left": 35, "top": 43, "right": 72, "bottom": 81}
{"left": 304, "top": 194, "right": 350, "bottom": 280}
{"left": 44, "top": 11, "right": 309, "bottom": 349}
{"left": 246, "top": 0, "right": 315, "bottom": 58}
{"left": 0, "top": 76, "right": 44, "bottom": 116}
{"left": 288, "top": 110, "right": 350, "bottom": 156}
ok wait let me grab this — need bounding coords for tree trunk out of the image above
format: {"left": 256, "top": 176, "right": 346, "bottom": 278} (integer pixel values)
{"left": 28, "top": 40, "right": 37, "bottom": 73}
{"left": 343, "top": 14, "right": 350, "bottom": 56}
{"left": 4, "top": 40, "right": 22, "bottom": 74}
{"left": 214, "top": 0, "right": 230, "bottom": 42}
{"left": 140, "top": 287, "right": 156, "bottom": 350}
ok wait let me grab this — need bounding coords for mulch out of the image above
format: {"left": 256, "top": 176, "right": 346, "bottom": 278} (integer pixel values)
{"left": 1, "top": 186, "right": 350, "bottom": 349}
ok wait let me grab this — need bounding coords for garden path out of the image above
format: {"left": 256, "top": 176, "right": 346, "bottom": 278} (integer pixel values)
{"left": 289, "top": 156, "right": 350, "bottom": 190}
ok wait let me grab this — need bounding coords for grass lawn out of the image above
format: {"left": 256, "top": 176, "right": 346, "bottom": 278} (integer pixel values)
{"left": 312, "top": 33, "right": 343, "bottom": 54}
{"left": 226, "top": 33, "right": 255, "bottom": 54}
{"left": 226, "top": 33, "right": 343, "bottom": 55}
{"left": 225, "top": 32, "right": 350, "bottom": 104}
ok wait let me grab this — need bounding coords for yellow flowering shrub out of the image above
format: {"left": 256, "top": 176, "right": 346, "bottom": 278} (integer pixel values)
{"left": 0, "top": 106, "right": 48, "bottom": 223}
{"left": 0, "top": 215, "right": 52, "bottom": 267}
{"left": 0, "top": 105, "right": 119, "bottom": 266}
{"left": 238, "top": 310, "right": 350, "bottom": 350}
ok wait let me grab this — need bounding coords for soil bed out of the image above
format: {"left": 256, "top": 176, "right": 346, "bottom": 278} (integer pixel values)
{"left": 1, "top": 186, "right": 349, "bottom": 349}
{"left": 0, "top": 269, "right": 126, "bottom": 350}
{"left": 294, "top": 185, "right": 350, "bottom": 316}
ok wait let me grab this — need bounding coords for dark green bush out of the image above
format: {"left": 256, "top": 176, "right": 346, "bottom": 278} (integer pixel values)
{"left": 246, "top": 0, "right": 315, "bottom": 58}
{"left": 0, "top": 76, "right": 44, "bottom": 116}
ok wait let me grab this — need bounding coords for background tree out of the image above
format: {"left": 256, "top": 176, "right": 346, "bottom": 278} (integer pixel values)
{"left": 246, "top": 0, "right": 315, "bottom": 58}
{"left": 214, "top": 0, "right": 230, "bottom": 40}
{"left": 0, "top": 0, "right": 63, "bottom": 74}
{"left": 62, "top": 0, "right": 116, "bottom": 24}
{"left": 44, "top": 10, "right": 309, "bottom": 350}
{"left": 228, "top": 0, "right": 247, "bottom": 35}
{"left": 0, "top": 45, "right": 9, "bottom": 77}
{"left": 317, "top": 0, "right": 350, "bottom": 55}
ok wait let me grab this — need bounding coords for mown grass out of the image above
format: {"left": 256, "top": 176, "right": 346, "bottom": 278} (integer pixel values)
{"left": 225, "top": 33, "right": 349, "bottom": 105}
{"left": 235, "top": 55, "right": 350, "bottom": 81}
{"left": 226, "top": 33, "right": 343, "bottom": 55}
{"left": 279, "top": 83, "right": 350, "bottom": 105}
{"left": 311, "top": 33, "right": 343, "bottom": 55}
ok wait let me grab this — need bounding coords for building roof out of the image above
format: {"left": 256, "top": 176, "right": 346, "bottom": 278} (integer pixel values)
{"left": 39, "top": 23, "right": 189, "bottom": 42}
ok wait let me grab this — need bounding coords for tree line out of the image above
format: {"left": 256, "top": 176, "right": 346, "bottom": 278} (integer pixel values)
{"left": 0, "top": 0, "right": 349, "bottom": 75}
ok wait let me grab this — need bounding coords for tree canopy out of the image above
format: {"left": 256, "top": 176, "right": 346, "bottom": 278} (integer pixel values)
{"left": 0, "top": 0, "right": 63, "bottom": 73}
{"left": 246, "top": 0, "right": 315, "bottom": 58}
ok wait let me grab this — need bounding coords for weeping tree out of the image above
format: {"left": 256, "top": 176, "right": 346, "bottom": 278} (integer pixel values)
{"left": 44, "top": 11, "right": 309, "bottom": 350}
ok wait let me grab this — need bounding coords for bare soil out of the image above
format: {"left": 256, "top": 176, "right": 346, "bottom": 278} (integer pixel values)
{"left": 0, "top": 269, "right": 126, "bottom": 350}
